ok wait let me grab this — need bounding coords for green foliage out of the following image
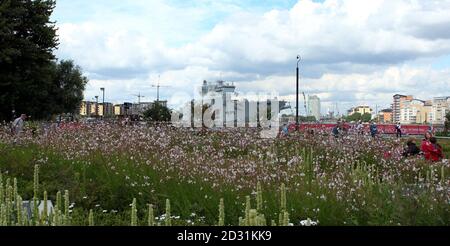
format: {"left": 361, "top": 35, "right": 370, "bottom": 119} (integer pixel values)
{"left": 64, "top": 190, "right": 70, "bottom": 224}
{"left": 0, "top": 137, "right": 449, "bottom": 226}
{"left": 346, "top": 112, "right": 362, "bottom": 122}
{"left": 147, "top": 204, "right": 154, "bottom": 226}
{"left": 0, "top": 0, "right": 87, "bottom": 121}
{"left": 42, "top": 191, "right": 48, "bottom": 224}
{"left": 361, "top": 113, "right": 373, "bottom": 122}
{"left": 165, "top": 199, "right": 171, "bottom": 226}
{"left": 143, "top": 102, "right": 172, "bottom": 122}
{"left": 280, "top": 183, "right": 286, "bottom": 212}
{"left": 345, "top": 112, "right": 372, "bottom": 122}
{"left": 131, "top": 198, "right": 137, "bottom": 226}
{"left": 256, "top": 182, "right": 263, "bottom": 212}
{"left": 51, "top": 60, "right": 88, "bottom": 115}
{"left": 16, "top": 195, "right": 23, "bottom": 226}
{"left": 88, "top": 209, "right": 94, "bottom": 226}
{"left": 56, "top": 191, "right": 62, "bottom": 213}
{"left": 245, "top": 196, "right": 251, "bottom": 224}
{"left": 218, "top": 198, "right": 225, "bottom": 226}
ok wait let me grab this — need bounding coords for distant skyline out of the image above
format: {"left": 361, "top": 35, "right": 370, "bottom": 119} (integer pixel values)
{"left": 53, "top": 0, "right": 450, "bottom": 114}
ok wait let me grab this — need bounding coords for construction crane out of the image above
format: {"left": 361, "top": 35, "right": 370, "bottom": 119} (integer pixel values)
{"left": 151, "top": 75, "right": 171, "bottom": 102}
{"left": 132, "top": 93, "right": 146, "bottom": 104}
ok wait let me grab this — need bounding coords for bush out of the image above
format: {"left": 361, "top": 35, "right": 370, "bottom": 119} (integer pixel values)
{"left": 143, "top": 102, "right": 171, "bottom": 122}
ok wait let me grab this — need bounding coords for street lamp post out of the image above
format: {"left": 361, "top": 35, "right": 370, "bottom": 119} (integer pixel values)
{"left": 95, "top": 96, "right": 99, "bottom": 117}
{"left": 100, "top": 88, "right": 105, "bottom": 117}
{"left": 296, "top": 55, "right": 301, "bottom": 130}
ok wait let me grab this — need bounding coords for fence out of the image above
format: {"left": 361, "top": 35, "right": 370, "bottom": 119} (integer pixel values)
{"left": 288, "top": 123, "right": 434, "bottom": 136}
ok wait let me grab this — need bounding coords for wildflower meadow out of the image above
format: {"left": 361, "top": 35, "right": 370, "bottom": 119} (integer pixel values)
{"left": 0, "top": 123, "right": 448, "bottom": 226}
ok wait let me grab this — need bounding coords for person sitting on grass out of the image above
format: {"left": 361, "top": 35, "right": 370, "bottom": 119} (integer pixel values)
{"left": 429, "top": 137, "right": 445, "bottom": 162}
{"left": 402, "top": 138, "right": 421, "bottom": 157}
{"left": 421, "top": 131, "right": 432, "bottom": 153}
{"left": 421, "top": 133, "right": 444, "bottom": 162}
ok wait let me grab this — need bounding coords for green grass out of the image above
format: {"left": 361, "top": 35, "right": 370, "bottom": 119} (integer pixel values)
{"left": 440, "top": 139, "right": 450, "bottom": 157}
{"left": 0, "top": 141, "right": 448, "bottom": 226}
{"left": 0, "top": 124, "right": 449, "bottom": 226}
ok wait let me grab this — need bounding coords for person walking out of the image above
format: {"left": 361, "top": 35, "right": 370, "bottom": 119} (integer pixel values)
{"left": 332, "top": 123, "right": 340, "bottom": 138}
{"left": 356, "top": 120, "right": 364, "bottom": 135}
{"left": 281, "top": 124, "right": 289, "bottom": 137}
{"left": 11, "top": 114, "right": 27, "bottom": 136}
{"left": 370, "top": 121, "right": 378, "bottom": 138}
{"left": 395, "top": 122, "right": 402, "bottom": 138}
{"left": 428, "top": 123, "right": 434, "bottom": 134}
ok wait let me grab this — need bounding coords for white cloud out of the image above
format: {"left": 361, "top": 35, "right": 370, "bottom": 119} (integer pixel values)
{"left": 238, "top": 65, "right": 450, "bottom": 114}
{"left": 53, "top": 0, "right": 450, "bottom": 112}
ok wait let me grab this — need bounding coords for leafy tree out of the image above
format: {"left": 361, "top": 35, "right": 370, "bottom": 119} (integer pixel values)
{"left": 345, "top": 113, "right": 362, "bottom": 122}
{"left": 144, "top": 102, "right": 172, "bottom": 122}
{"left": 51, "top": 60, "right": 88, "bottom": 115}
{"left": 361, "top": 113, "right": 373, "bottom": 122}
{"left": 0, "top": 0, "right": 87, "bottom": 121}
{"left": 345, "top": 112, "right": 372, "bottom": 122}
{"left": 0, "top": 0, "right": 58, "bottom": 121}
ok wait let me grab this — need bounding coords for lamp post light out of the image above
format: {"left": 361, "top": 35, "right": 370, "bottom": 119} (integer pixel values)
{"left": 95, "top": 96, "right": 99, "bottom": 117}
{"left": 100, "top": 88, "right": 105, "bottom": 117}
{"left": 296, "top": 55, "right": 301, "bottom": 130}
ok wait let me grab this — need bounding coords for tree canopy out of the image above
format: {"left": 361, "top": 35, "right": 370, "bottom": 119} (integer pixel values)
{"left": 345, "top": 112, "right": 372, "bottom": 122}
{"left": 0, "top": 0, "right": 87, "bottom": 121}
{"left": 52, "top": 60, "right": 88, "bottom": 115}
{"left": 144, "top": 102, "right": 172, "bottom": 122}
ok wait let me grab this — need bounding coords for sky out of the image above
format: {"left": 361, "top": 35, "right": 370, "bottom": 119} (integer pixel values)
{"left": 52, "top": 0, "right": 450, "bottom": 115}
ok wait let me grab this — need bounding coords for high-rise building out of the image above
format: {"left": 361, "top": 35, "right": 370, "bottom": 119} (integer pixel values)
{"left": 377, "top": 109, "right": 393, "bottom": 123}
{"left": 307, "top": 95, "right": 321, "bottom": 121}
{"left": 393, "top": 94, "right": 413, "bottom": 123}
{"left": 431, "top": 96, "right": 450, "bottom": 125}
{"left": 399, "top": 99, "right": 431, "bottom": 124}
{"left": 197, "top": 80, "right": 288, "bottom": 127}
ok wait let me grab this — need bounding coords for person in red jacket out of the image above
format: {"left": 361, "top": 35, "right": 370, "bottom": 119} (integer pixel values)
{"left": 422, "top": 134, "right": 444, "bottom": 162}
{"left": 430, "top": 137, "right": 445, "bottom": 161}
{"left": 421, "top": 132, "right": 432, "bottom": 159}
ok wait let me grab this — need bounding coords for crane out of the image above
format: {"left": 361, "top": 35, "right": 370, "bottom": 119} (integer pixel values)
{"left": 151, "top": 75, "right": 171, "bottom": 102}
{"left": 132, "top": 93, "right": 145, "bottom": 104}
